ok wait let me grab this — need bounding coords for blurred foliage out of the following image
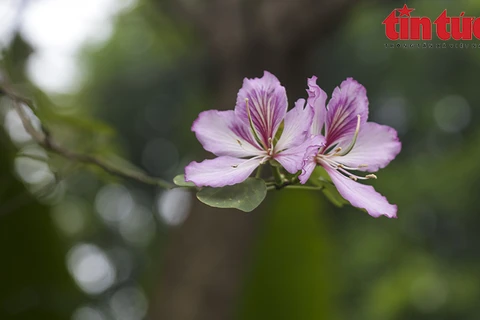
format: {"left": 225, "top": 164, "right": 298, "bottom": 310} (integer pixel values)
{"left": 0, "top": 133, "right": 79, "bottom": 320}
{"left": 239, "top": 191, "right": 337, "bottom": 320}
{"left": 2, "top": 0, "right": 480, "bottom": 319}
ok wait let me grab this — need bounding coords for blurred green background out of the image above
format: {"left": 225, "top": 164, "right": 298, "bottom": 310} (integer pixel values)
{"left": 1, "top": 0, "right": 480, "bottom": 319}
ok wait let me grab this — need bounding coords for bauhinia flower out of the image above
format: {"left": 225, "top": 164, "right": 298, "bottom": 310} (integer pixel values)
{"left": 299, "top": 76, "right": 401, "bottom": 218}
{"left": 185, "top": 71, "right": 313, "bottom": 187}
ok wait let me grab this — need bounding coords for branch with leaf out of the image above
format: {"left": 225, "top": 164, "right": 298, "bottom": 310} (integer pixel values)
{"left": 0, "top": 69, "right": 400, "bottom": 216}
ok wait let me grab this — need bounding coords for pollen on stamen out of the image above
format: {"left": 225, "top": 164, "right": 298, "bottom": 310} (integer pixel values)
{"left": 325, "top": 146, "right": 343, "bottom": 157}
{"left": 366, "top": 174, "right": 377, "bottom": 179}
{"left": 349, "top": 175, "right": 358, "bottom": 181}
{"left": 267, "top": 137, "right": 274, "bottom": 155}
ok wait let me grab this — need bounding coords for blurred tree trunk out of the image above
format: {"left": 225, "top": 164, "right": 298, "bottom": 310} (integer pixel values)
{"left": 149, "top": 1, "right": 356, "bottom": 319}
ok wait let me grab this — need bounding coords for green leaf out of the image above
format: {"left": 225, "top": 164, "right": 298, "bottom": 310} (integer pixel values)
{"left": 173, "top": 174, "right": 196, "bottom": 187}
{"left": 309, "top": 167, "right": 348, "bottom": 207}
{"left": 196, "top": 178, "right": 267, "bottom": 212}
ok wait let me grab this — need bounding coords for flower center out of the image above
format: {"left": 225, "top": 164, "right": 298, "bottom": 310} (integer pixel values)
{"left": 266, "top": 137, "right": 274, "bottom": 156}
{"left": 316, "top": 114, "right": 376, "bottom": 181}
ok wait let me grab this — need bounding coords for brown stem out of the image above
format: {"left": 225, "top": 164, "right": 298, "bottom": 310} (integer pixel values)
{"left": 0, "top": 81, "right": 175, "bottom": 189}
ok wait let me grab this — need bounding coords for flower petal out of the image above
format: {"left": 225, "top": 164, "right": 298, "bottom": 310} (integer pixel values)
{"left": 325, "top": 78, "right": 369, "bottom": 147}
{"left": 307, "top": 76, "right": 327, "bottom": 136}
{"left": 192, "top": 110, "right": 262, "bottom": 157}
{"left": 287, "top": 135, "right": 326, "bottom": 183}
{"left": 335, "top": 122, "right": 401, "bottom": 172}
{"left": 275, "top": 98, "right": 313, "bottom": 151}
{"left": 185, "top": 156, "right": 261, "bottom": 188}
{"left": 324, "top": 166, "right": 397, "bottom": 218}
{"left": 235, "top": 71, "right": 288, "bottom": 148}
{"left": 275, "top": 135, "right": 324, "bottom": 174}
{"left": 299, "top": 160, "right": 317, "bottom": 184}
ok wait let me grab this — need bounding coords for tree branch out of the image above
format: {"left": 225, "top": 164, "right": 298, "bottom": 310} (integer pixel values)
{"left": 0, "top": 82, "right": 175, "bottom": 189}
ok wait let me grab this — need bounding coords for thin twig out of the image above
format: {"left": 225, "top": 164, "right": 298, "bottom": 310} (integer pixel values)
{"left": 283, "top": 185, "right": 323, "bottom": 191}
{"left": 255, "top": 164, "right": 263, "bottom": 179}
{"left": 266, "top": 183, "right": 324, "bottom": 192}
{"left": 0, "top": 81, "right": 175, "bottom": 189}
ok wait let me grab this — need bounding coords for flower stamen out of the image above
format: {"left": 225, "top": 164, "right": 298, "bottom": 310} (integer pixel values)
{"left": 259, "top": 154, "right": 271, "bottom": 164}
{"left": 266, "top": 137, "right": 275, "bottom": 156}
{"left": 322, "top": 146, "right": 342, "bottom": 158}
{"left": 338, "top": 114, "right": 361, "bottom": 156}
{"left": 231, "top": 154, "right": 267, "bottom": 169}
{"left": 316, "top": 153, "right": 377, "bottom": 181}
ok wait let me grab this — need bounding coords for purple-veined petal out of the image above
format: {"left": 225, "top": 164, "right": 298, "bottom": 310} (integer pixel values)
{"left": 299, "top": 160, "right": 317, "bottom": 184}
{"left": 185, "top": 156, "right": 262, "bottom": 188}
{"left": 307, "top": 76, "right": 327, "bottom": 136}
{"left": 335, "top": 122, "right": 401, "bottom": 172}
{"left": 275, "top": 134, "right": 324, "bottom": 174}
{"left": 235, "top": 71, "right": 288, "bottom": 148}
{"left": 275, "top": 98, "right": 313, "bottom": 152}
{"left": 324, "top": 166, "right": 397, "bottom": 218}
{"left": 325, "top": 78, "right": 369, "bottom": 147}
{"left": 192, "top": 110, "right": 262, "bottom": 157}
{"left": 295, "top": 135, "right": 326, "bottom": 183}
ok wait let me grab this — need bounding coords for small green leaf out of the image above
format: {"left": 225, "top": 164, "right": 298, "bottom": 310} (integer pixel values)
{"left": 173, "top": 174, "right": 196, "bottom": 187}
{"left": 309, "top": 167, "right": 348, "bottom": 207}
{"left": 196, "top": 178, "right": 267, "bottom": 212}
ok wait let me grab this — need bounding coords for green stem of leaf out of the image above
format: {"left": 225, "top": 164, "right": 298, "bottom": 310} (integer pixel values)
{"left": 255, "top": 165, "right": 263, "bottom": 178}
{"left": 284, "top": 185, "right": 324, "bottom": 191}
{"left": 266, "top": 184, "right": 324, "bottom": 192}
{"left": 272, "top": 165, "right": 285, "bottom": 187}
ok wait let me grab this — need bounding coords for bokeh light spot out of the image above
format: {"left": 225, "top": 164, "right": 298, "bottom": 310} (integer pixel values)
{"left": 434, "top": 95, "right": 471, "bottom": 133}
{"left": 72, "top": 305, "right": 106, "bottom": 320}
{"left": 51, "top": 198, "right": 87, "bottom": 237}
{"left": 67, "top": 243, "right": 116, "bottom": 295}
{"left": 157, "top": 188, "right": 191, "bottom": 226}
{"left": 95, "top": 184, "right": 134, "bottom": 225}
{"left": 376, "top": 96, "right": 408, "bottom": 134}
{"left": 410, "top": 273, "right": 448, "bottom": 313}
{"left": 4, "top": 105, "right": 42, "bottom": 144}
{"left": 14, "top": 156, "right": 54, "bottom": 186}
{"left": 119, "top": 205, "right": 156, "bottom": 247}
{"left": 109, "top": 285, "right": 148, "bottom": 320}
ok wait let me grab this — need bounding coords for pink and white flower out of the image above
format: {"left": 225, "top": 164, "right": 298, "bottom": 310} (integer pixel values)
{"left": 185, "top": 71, "right": 313, "bottom": 187}
{"left": 300, "top": 77, "right": 402, "bottom": 218}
